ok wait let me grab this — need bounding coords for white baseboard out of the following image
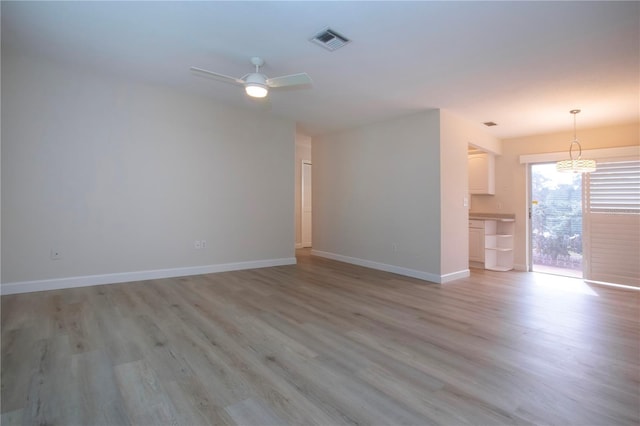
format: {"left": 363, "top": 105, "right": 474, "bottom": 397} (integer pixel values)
{"left": 310, "top": 250, "right": 467, "bottom": 284}
{"left": 295, "top": 243, "right": 304, "bottom": 249}
{"left": 1, "top": 257, "right": 297, "bottom": 295}
{"left": 440, "top": 269, "right": 471, "bottom": 283}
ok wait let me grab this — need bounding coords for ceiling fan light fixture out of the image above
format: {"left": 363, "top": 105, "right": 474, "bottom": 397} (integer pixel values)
{"left": 244, "top": 71, "right": 268, "bottom": 98}
{"left": 245, "top": 83, "right": 268, "bottom": 98}
{"left": 191, "top": 57, "right": 311, "bottom": 99}
{"left": 556, "top": 109, "right": 596, "bottom": 173}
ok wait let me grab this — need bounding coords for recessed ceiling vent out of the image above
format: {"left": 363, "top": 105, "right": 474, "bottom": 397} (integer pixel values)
{"left": 483, "top": 121, "right": 498, "bottom": 127}
{"left": 310, "top": 28, "right": 351, "bottom": 51}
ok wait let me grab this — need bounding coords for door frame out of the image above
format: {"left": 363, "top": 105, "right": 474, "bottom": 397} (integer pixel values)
{"left": 527, "top": 163, "right": 533, "bottom": 272}
{"left": 301, "top": 160, "right": 312, "bottom": 248}
{"left": 528, "top": 162, "right": 585, "bottom": 277}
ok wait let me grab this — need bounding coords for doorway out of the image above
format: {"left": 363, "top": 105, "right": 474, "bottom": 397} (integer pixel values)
{"left": 301, "top": 161, "right": 312, "bottom": 248}
{"left": 530, "top": 163, "right": 583, "bottom": 278}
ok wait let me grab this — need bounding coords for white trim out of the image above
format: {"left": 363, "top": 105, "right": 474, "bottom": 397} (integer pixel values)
{"left": 440, "top": 269, "right": 471, "bottom": 283}
{"left": 295, "top": 243, "right": 304, "bottom": 249}
{"left": 525, "top": 163, "right": 532, "bottom": 272}
{"left": 310, "top": 250, "right": 466, "bottom": 284}
{"left": 301, "top": 160, "right": 312, "bottom": 248}
{"left": 519, "top": 146, "right": 639, "bottom": 164}
{"left": 0, "top": 257, "right": 297, "bottom": 295}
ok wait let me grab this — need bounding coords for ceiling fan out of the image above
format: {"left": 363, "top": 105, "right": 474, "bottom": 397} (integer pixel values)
{"left": 190, "top": 57, "right": 312, "bottom": 98}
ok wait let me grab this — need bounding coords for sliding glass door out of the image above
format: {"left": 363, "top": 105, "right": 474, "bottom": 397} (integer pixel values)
{"left": 530, "top": 163, "right": 583, "bottom": 278}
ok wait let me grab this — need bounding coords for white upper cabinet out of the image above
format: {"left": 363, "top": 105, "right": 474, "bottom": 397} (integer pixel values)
{"left": 468, "top": 152, "right": 495, "bottom": 195}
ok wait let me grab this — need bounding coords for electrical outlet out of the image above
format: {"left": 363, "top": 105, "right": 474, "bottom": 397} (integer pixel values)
{"left": 391, "top": 243, "right": 398, "bottom": 252}
{"left": 201, "top": 240, "right": 207, "bottom": 249}
{"left": 194, "top": 240, "right": 202, "bottom": 249}
{"left": 50, "top": 249, "right": 62, "bottom": 260}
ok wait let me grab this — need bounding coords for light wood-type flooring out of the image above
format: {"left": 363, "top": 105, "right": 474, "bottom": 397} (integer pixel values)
{"left": 2, "top": 250, "right": 639, "bottom": 425}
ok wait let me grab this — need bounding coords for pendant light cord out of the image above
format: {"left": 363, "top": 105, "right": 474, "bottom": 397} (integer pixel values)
{"left": 569, "top": 109, "right": 582, "bottom": 160}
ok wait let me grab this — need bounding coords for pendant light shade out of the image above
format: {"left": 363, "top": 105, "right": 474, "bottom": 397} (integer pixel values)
{"left": 556, "top": 157, "right": 597, "bottom": 173}
{"left": 556, "top": 110, "right": 596, "bottom": 173}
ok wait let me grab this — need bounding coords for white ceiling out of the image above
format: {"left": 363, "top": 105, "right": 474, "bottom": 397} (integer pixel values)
{"left": 2, "top": 1, "right": 638, "bottom": 139}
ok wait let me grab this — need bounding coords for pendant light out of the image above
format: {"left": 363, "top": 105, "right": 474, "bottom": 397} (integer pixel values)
{"left": 556, "top": 109, "right": 596, "bottom": 173}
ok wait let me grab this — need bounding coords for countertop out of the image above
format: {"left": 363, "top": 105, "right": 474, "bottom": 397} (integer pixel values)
{"left": 469, "top": 212, "right": 516, "bottom": 221}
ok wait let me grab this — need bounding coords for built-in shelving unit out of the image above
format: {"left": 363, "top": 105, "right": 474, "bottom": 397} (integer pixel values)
{"left": 483, "top": 219, "right": 514, "bottom": 271}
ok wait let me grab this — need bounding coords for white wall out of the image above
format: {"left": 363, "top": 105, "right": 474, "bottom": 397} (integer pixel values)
{"left": 312, "top": 110, "right": 443, "bottom": 281}
{"left": 1, "top": 52, "right": 296, "bottom": 289}
{"left": 440, "top": 110, "right": 501, "bottom": 276}
{"left": 312, "top": 109, "right": 501, "bottom": 283}
{"left": 471, "top": 122, "right": 639, "bottom": 270}
{"left": 294, "top": 133, "right": 311, "bottom": 248}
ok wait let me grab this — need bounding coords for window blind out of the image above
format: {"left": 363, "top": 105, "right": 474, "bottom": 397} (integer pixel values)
{"left": 584, "top": 158, "right": 640, "bottom": 287}
{"left": 587, "top": 159, "right": 640, "bottom": 214}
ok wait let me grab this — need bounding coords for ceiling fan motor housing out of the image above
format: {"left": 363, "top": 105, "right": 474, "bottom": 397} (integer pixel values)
{"left": 245, "top": 73, "right": 267, "bottom": 86}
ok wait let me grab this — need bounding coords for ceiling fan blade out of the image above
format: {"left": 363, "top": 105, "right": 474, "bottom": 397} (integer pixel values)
{"left": 190, "top": 67, "right": 245, "bottom": 85}
{"left": 266, "top": 72, "right": 312, "bottom": 88}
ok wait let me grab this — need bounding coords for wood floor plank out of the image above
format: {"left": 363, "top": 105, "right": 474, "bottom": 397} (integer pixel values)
{"left": 225, "top": 397, "right": 286, "bottom": 426}
{"left": 163, "top": 378, "right": 236, "bottom": 426}
{"left": 0, "top": 409, "right": 23, "bottom": 426}
{"left": 160, "top": 283, "right": 339, "bottom": 425}
{"left": 69, "top": 349, "right": 131, "bottom": 426}
{"left": 1, "top": 249, "right": 638, "bottom": 425}
{"left": 114, "top": 359, "right": 180, "bottom": 425}
{"left": 1, "top": 326, "right": 49, "bottom": 413}
{"left": 21, "top": 335, "right": 76, "bottom": 426}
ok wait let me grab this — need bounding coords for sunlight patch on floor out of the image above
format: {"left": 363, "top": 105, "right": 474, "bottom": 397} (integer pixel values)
{"left": 531, "top": 272, "right": 599, "bottom": 296}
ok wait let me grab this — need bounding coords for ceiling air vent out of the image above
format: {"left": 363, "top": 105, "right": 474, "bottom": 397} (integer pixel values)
{"left": 310, "top": 28, "right": 351, "bottom": 51}
{"left": 483, "top": 121, "right": 498, "bottom": 127}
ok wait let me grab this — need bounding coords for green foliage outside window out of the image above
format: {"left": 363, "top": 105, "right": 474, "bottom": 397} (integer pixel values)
{"left": 531, "top": 166, "right": 582, "bottom": 268}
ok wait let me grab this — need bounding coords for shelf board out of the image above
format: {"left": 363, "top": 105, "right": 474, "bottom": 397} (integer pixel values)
{"left": 485, "top": 265, "right": 514, "bottom": 272}
{"left": 485, "top": 247, "right": 513, "bottom": 252}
